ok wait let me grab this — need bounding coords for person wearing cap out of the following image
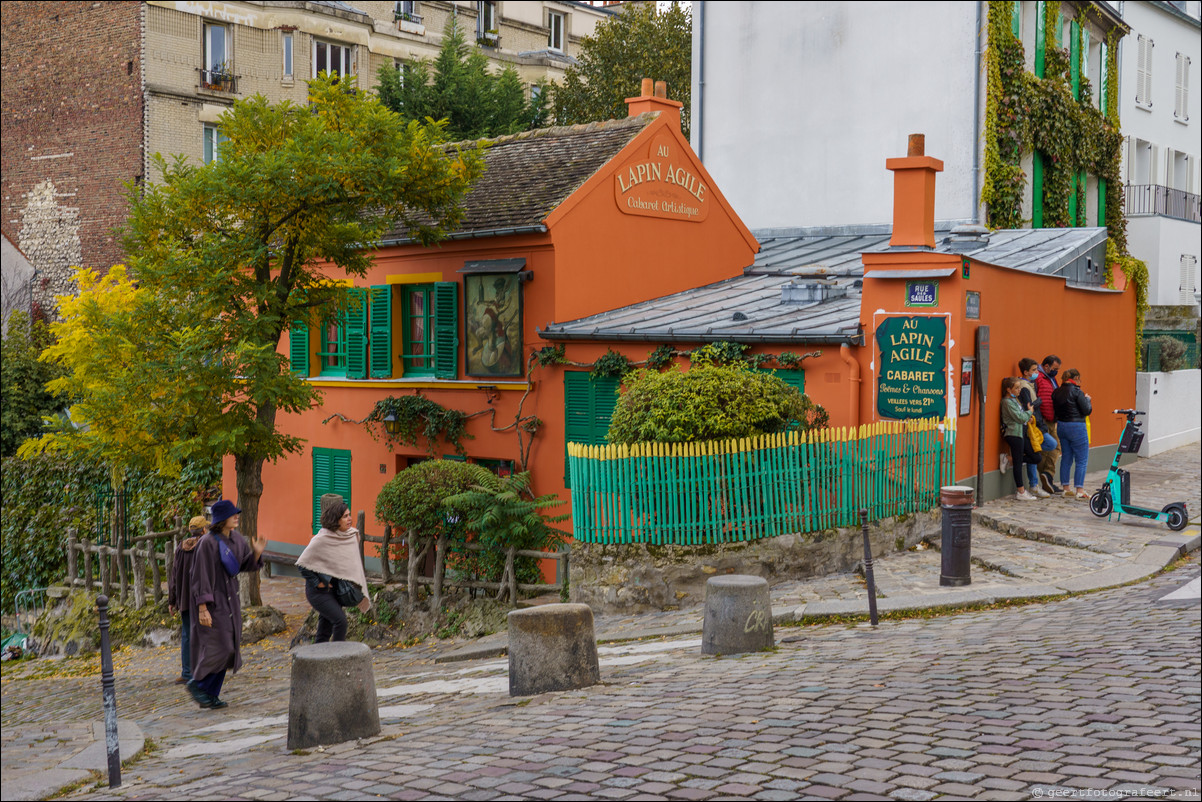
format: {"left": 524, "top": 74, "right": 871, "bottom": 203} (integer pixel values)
{"left": 186, "top": 499, "right": 265, "bottom": 709}
{"left": 167, "top": 515, "right": 206, "bottom": 685}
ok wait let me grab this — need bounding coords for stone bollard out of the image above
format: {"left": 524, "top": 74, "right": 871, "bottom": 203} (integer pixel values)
{"left": 507, "top": 604, "right": 600, "bottom": 697}
{"left": 287, "top": 642, "right": 380, "bottom": 750}
{"left": 701, "top": 575, "right": 774, "bottom": 655}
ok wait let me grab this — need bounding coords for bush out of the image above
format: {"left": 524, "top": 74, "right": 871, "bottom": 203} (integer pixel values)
{"left": 1145, "top": 336, "right": 1189, "bottom": 372}
{"left": 1, "top": 452, "right": 219, "bottom": 612}
{"left": 607, "top": 363, "right": 829, "bottom": 444}
{"left": 374, "top": 459, "right": 497, "bottom": 544}
{"left": 1, "top": 311, "right": 67, "bottom": 459}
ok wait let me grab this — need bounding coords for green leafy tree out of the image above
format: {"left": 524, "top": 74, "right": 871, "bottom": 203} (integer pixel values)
{"left": 608, "top": 363, "right": 829, "bottom": 444}
{"left": 27, "top": 76, "right": 483, "bottom": 605}
{"left": 1, "top": 311, "right": 66, "bottom": 458}
{"left": 377, "top": 19, "right": 549, "bottom": 140}
{"left": 553, "top": 3, "right": 692, "bottom": 137}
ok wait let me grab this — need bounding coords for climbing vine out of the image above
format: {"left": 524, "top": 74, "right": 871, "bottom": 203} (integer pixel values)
{"left": 982, "top": 0, "right": 1148, "bottom": 363}
{"left": 364, "top": 395, "right": 473, "bottom": 455}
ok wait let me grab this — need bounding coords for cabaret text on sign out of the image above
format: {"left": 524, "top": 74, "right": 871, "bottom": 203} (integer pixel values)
{"left": 875, "top": 315, "right": 948, "bottom": 420}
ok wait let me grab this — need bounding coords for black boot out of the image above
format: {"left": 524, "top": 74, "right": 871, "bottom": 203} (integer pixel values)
{"left": 186, "top": 680, "right": 213, "bottom": 708}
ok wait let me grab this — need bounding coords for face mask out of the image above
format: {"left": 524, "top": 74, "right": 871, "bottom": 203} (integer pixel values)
{"left": 1029, "top": 371, "right": 1039, "bottom": 380}
{"left": 1047, "top": 368, "right": 1058, "bottom": 377}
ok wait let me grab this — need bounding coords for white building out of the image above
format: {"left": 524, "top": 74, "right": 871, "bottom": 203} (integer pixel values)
{"left": 1117, "top": 1, "right": 1201, "bottom": 317}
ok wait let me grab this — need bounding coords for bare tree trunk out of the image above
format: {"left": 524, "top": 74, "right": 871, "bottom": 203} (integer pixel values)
{"left": 432, "top": 532, "right": 447, "bottom": 613}
{"left": 234, "top": 445, "right": 269, "bottom": 608}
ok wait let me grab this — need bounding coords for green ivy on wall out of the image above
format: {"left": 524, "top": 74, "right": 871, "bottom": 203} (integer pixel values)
{"left": 982, "top": 0, "right": 1149, "bottom": 363}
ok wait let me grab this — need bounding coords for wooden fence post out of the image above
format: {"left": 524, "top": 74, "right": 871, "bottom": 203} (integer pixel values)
{"left": 432, "top": 532, "right": 446, "bottom": 612}
{"left": 99, "top": 547, "right": 111, "bottom": 598}
{"left": 147, "top": 519, "right": 163, "bottom": 604}
{"left": 357, "top": 510, "right": 366, "bottom": 569}
{"left": 380, "top": 525, "right": 392, "bottom": 584}
{"left": 132, "top": 546, "right": 146, "bottom": 609}
{"left": 117, "top": 543, "right": 129, "bottom": 603}
{"left": 83, "top": 538, "right": 93, "bottom": 591}
{"left": 505, "top": 546, "right": 517, "bottom": 605}
{"left": 67, "top": 528, "right": 78, "bottom": 586}
{"left": 406, "top": 530, "right": 421, "bottom": 602}
{"left": 561, "top": 550, "right": 570, "bottom": 601}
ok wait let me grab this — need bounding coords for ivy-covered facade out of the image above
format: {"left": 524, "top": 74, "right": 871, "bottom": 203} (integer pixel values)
{"left": 983, "top": 0, "right": 1150, "bottom": 350}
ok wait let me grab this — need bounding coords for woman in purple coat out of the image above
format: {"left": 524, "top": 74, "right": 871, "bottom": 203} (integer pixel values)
{"left": 186, "top": 499, "right": 265, "bottom": 709}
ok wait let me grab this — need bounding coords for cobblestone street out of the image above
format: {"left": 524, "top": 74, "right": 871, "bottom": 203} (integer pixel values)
{"left": 3, "top": 562, "right": 1193, "bottom": 801}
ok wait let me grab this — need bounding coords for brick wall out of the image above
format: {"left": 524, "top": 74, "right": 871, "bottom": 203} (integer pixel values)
{"left": 1, "top": 1, "right": 143, "bottom": 313}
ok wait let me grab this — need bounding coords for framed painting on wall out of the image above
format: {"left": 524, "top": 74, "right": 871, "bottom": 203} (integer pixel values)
{"left": 465, "top": 273, "right": 523, "bottom": 377}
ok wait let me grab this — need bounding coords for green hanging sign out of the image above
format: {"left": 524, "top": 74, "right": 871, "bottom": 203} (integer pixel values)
{"left": 875, "top": 315, "right": 947, "bottom": 419}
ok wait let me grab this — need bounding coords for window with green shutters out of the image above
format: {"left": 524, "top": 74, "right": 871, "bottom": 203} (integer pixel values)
{"left": 287, "top": 282, "right": 457, "bottom": 380}
{"left": 290, "top": 320, "right": 309, "bottom": 376}
{"left": 369, "top": 285, "right": 392, "bottom": 378}
{"left": 312, "top": 447, "right": 352, "bottom": 533}
{"left": 1010, "top": 1, "right": 1020, "bottom": 39}
{"left": 563, "top": 371, "right": 619, "bottom": 487}
{"left": 1032, "top": 151, "right": 1045, "bottom": 227}
{"left": 402, "top": 282, "right": 458, "bottom": 379}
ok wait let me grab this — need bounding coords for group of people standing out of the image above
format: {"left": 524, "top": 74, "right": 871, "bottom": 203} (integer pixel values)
{"left": 1001, "top": 354, "right": 1094, "bottom": 501}
{"left": 166, "top": 497, "right": 371, "bottom": 710}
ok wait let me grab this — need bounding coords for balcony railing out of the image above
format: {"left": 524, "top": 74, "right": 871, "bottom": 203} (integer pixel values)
{"left": 1125, "top": 184, "right": 1202, "bottom": 223}
{"left": 199, "top": 68, "right": 237, "bottom": 93}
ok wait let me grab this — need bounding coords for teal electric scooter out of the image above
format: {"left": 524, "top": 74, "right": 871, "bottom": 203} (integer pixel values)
{"left": 1088, "top": 409, "right": 1188, "bottom": 530}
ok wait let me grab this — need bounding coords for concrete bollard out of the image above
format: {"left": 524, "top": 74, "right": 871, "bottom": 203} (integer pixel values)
{"left": 701, "top": 575, "right": 774, "bottom": 655}
{"left": 507, "top": 604, "right": 600, "bottom": 697}
{"left": 287, "top": 642, "right": 380, "bottom": 750}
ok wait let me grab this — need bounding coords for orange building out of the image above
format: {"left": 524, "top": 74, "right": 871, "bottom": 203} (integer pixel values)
{"left": 240, "top": 91, "right": 1136, "bottom": 568}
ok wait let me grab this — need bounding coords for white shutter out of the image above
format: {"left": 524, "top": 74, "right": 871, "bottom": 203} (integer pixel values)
{"left": 1137, "top": 36, "right": 1147, "bottom": 105}
{"left": 1176, "top": 54, "right": 1191, "bottom": 122}
{"left": 1181, "top": 255, "right": 1198, "bottom": 306}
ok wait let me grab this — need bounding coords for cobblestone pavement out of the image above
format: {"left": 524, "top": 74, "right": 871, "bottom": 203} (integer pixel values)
{"left": 11, "top": 562, "right": 1198, "bottom": 801}
{"left": 977, "top": 443, "right": 1201, "bottom": 556}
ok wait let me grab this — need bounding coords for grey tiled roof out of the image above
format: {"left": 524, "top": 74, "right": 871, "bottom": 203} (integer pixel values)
{"left": 383, "top": 114, "right": 656, "bottom": 242}
{"left": 540, "top": 225, "right": 1111, "bottom": 344}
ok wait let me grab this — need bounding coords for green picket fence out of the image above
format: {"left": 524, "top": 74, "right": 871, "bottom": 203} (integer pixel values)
{"left": 567, "top": 416, "right": 957, "bottom": 545}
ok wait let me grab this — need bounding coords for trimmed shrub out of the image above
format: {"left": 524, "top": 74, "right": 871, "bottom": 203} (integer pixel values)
{"left": 607, "top": 363, "right": 829, "bottom": 444}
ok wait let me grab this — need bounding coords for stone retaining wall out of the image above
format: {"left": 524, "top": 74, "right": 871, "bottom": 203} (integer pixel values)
{"left": 569, "top": 510, "right": 940, "bottom": 613}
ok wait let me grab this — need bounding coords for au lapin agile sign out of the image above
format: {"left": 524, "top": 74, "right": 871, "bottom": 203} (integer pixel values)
{"left": 613, "top": 132, "right": 710, "bottom": 222}
{"left": 876, "top": 315, "right": 947, "bottom": 419}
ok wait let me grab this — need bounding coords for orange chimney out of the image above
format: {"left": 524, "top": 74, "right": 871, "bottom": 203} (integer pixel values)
{"left": 625, "top": 77, "right": 683, "bottom": 129}
{"left": 886, "top": 134, "right": 943, "bottom": 249}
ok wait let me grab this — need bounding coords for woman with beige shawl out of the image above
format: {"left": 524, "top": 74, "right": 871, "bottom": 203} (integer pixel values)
{"left": 296, "top": 501, "right": 371, "bottom": 643}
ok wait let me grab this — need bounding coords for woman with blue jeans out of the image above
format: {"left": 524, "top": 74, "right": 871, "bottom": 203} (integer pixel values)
{"left": 1051, "top": 368, "right": 1093, "bottom": 498}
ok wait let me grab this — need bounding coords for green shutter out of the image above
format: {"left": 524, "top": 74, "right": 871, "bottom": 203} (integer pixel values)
{"left": 1098, "top": 178, "right": 1107, "bottom": 227}
{"left": 1033, "top": 151, "right": 1045, "bottom": 227}
{"left": 290, "top": 321, "right": 309, "bottom": 376}
{"left": 1055, "top": 12, "right": 1063, "bottom": 47}
{"left": 433, "top": 281, "right": 458, "bottom": 380}
{"left": 773, "top": 368, "right": 806, "bottom": 394}
{"left": 1011, "top": 1, "right": 1021, "bottom": 39}
{"left": 1070, "top": 20, "right": 1081, "bottom": 99}
{"left": 1100, "top": 41, "right": 1108, "bottom": 115}
{"left": 564, "top": 372, "right": 618, "bottom": 486}
{"left": 369, "top": 285, "right": 392, "bottom": 378}
{"left": 1035, "top": 1, "right": 1046, "bottom": 78}
{"left": 312, "top": 447, "right": 352, "bottom": 532}
{"left": 345, "top": 288, "right": 368, "bottom": 379}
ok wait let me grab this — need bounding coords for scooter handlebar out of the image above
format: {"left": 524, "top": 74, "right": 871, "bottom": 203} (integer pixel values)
{"left": 1113, "top": 409, "right": 1146, "bottom": 416}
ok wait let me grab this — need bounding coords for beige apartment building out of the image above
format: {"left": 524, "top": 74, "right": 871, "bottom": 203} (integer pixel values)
{"left": 146, "top": 1, "right": 612, "bottom": 168}
{"left": 1, "top": 1, "right": 612, "bottom": 313}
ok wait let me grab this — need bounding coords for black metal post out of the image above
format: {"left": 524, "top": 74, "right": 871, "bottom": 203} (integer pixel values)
{"left": 859, "top": 509, "right": 879, "bottom": 627}
{"left": 96, "top": 595, "right": 121, "bottom": 788}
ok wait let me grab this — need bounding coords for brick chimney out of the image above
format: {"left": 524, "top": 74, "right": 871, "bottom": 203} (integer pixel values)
{"left": 886, "top": 134, "right": 943, "bottom": 249}
{"left": 626, "top": 77, "right": 683, "bottom": 129}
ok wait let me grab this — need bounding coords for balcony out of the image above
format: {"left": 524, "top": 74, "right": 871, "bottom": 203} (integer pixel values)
{"left": 1125, "top": 184, "right": 1201, "bottom": 224}
{"left": 199, "top": 67, "right": 237, "bottom": 93}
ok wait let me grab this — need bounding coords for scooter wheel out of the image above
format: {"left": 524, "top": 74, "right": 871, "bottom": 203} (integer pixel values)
{"left": 1089, "top": 491, "right": 1113, "bottom": 518}
{"left": 1164, "top": 505, "right": 1188, "bottom": 532}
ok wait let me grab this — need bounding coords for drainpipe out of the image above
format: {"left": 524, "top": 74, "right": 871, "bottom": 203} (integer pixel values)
{"left": 695, "top": 1, "right": 705, "bottom": 160}
{"left": 839, "top": 343, "right": 861, "bottom": 427}
{"left": 973, "top": 0, "right": 983, "bottom": 224}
